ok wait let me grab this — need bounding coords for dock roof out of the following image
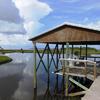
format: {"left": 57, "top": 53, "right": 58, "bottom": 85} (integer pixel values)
{"left": 30, "top": 22, "right": 100, "bottom": 44}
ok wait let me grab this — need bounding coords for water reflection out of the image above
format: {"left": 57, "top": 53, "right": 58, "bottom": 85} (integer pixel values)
{"left": 0, "top": 53, "right": 96, "bottom": 100}
{"left": 0, "top": 53, "right": 34, "bottom": 100}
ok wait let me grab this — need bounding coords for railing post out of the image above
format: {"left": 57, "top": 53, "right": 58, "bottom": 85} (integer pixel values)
{"left": 84, "top": 62, "right": 87, "bottom": 77}
{"left": 94, "top": 62, "right": 96, "bottom": 80}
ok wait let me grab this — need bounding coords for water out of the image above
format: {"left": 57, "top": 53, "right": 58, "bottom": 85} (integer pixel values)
{"left": 0, "top": 53, "right": 34, "bottom": 100}
{"left": 1, "top": 53, "right": 99, "bottom": 100}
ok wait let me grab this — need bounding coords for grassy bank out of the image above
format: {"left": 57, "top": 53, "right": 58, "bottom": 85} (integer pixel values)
{"left": 0, "top": 56, "right": 12, "bottom": 65}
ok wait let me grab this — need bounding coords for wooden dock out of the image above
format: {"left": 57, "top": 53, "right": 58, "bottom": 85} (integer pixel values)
{"left": 82, "top": 76, "right": 100, "bottom": 100}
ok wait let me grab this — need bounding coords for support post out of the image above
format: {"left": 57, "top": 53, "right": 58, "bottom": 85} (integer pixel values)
{"left": 33, "top": 42, "right": 37, "bottom": 100}
{"left": 62, "top": 44, "right": 65, "bottom": 95}
{"left": 47, "top": 43, "right": 50, "bottom": 89}
{"left": 80, "top": 46, "right": 82, "bottom": 58}
{"left": 65, "top": 42, "right": 69, "bottom": 96}
{"left": 94, "top": 62, "right": 96, "bottom": 80}
{"left": 71, "top": 44, "right": 74, "bottom": 58}
{"left": 56, "top": 44, "right": 59, "bottom": 92}
{"left": 86, "top": 44, "right": 88, "bottom": 60}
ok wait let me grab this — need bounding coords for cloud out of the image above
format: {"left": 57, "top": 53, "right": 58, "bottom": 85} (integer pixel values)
{"left": 0, "top": 33, "right": 30, "bottom": 46}
{"left": 0, "top": 0, "right": 52, "bottom": 47}
{"left": 0, "top": 0, "right": 22, "bottom": 23}
{"left": 0, "top": 20, "right": 26, "bottom": 34}
{"left": 86, "top": 20, "right": 100, "bottom": 30}
{"left": 12, "top": 0, "right": 52, "bottom": 36}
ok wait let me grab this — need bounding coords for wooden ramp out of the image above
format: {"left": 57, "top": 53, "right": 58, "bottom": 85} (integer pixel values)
{"left": 82, "top": 76, "right": 100, "bottom": 100}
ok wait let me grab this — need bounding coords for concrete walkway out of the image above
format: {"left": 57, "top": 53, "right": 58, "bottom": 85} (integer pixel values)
{"left": 82, "top": 76, "right": 100, "bottom": 100}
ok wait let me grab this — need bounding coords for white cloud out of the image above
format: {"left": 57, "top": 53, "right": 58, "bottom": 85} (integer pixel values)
{"left": 0, "top": 0, "right": 22, "bottom": 23}
{"left": 0, "top": 20, "right": 25, "bottom": 34}
{"left": 12, "top": 0, "right": 52, "bottom": 36}
{"left": 0, "top": 0, "right": 52, "bottom": 47}
{"left": 0, "top": 33, "right": 29, "bottom": 45}
{"left": 86, "top": 20, "right": 100, "bottom": 30}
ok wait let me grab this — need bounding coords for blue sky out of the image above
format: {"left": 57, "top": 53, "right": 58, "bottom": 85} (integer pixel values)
{"left": 0, "top": 0, "right": 100, "bottom": 49}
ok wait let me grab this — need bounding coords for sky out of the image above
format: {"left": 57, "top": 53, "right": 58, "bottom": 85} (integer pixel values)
{"left": 0, "top": 0, "right": 100, "bottom": 49}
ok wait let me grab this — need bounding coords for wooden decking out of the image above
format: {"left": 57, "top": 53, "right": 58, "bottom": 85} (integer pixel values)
{"left": 82, "top": 76, "right": 100, "bottom": 100}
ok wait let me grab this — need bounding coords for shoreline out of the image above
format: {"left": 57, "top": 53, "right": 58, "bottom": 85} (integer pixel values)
{"left": 0, "top": 55, "right": 12, "bottom": 65}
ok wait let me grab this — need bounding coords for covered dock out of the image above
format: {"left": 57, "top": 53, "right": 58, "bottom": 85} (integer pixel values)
{"left": 30, "top": 22, "right": 100, "bottom": 100}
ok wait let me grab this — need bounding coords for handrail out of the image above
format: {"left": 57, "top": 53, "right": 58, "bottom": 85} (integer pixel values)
{"left": 59, "top": 58, "right": 97, "bottom": 80}
{"left": 60, "top": 58, "right": 96, "bottom": 64}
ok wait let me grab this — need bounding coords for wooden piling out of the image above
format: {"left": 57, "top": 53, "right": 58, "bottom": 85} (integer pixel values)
{"left": 33, "top": 43, "right": 37, "bottom": 100}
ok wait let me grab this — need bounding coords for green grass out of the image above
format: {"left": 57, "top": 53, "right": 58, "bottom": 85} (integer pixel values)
{"left": 0, "top": 56, "right": 12, "bottom": 65}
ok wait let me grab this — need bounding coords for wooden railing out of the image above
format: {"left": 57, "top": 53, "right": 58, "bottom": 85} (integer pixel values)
{"left": 59, "top": 58, "right": 97, "bottom": 80}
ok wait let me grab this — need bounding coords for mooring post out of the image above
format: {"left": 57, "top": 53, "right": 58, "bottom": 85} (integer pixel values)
{"left": 33, "top": 42, "right": 37, "bottom": 100}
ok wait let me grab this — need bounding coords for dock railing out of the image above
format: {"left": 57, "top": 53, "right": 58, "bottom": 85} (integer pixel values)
{"left": 53, "top": 58, "right": 97, "bottom": 96}
{"left": 59, "top": 58, "right": 97, "bottom": 80}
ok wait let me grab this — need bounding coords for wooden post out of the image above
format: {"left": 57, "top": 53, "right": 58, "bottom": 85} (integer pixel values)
{"left": 72, "top": 44, "right": 74, "bottom": 58}
{"left": 56, "top": 44, "right": 59, "bottom": 92}
{"left": 33, "top": 42, "right": 37, "bottom": 100}
{"left": 65, "top": 42, "right": 69, "bottom": 96}
{"left": 86, "top": 44, "right": 88, "bottom": 60}
{"left": 62, "top": 44, "right": 65, "bottom": 95}
{"left": 94, "top": 62, "right": 96, "bottom": 80}
{"left": 47, "top": 44, "right": 50, "bottom": 89}
{"left": 84, "top": 62, "right": 87, "bottom": 77}
{"left": 80, "top": 46, "right": 82, "bottom": 58}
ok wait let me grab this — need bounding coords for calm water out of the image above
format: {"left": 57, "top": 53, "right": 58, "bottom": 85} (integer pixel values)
{"left": 0, "top": 53, "right": 60, "bottom": 100}
{"left": 0, "top": 53, "right": 100, "bottom": 100}
{"left": 0, "top": 53, "right": 34, "bottom": 100}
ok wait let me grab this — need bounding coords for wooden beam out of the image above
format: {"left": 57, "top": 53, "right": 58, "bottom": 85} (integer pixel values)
{"left": 69, "top": 77, "right": 88, "bottom": 91}
{"left": 48, "top": 45, "right": 57, "bottom": 69}
{"left": 36, "top": 45, "right": 48, "bottom": 72}
{"left": 53, "top": 71, "right": 85, "bottom": 77}
{"left": 68, "top": 91, "right": 86, "bottom": 96}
